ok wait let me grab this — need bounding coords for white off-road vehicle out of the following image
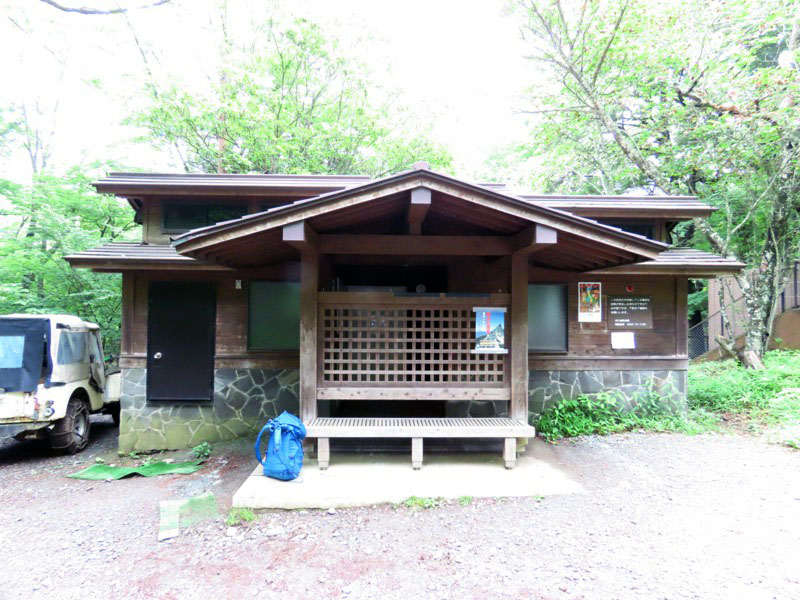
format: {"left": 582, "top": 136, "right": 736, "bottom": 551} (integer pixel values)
{"left": 0, "top": 314, "right": 121, "bottom": 454}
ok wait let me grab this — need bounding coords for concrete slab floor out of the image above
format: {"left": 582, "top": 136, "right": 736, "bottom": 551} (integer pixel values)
{"left": 233, "top": 438, "right": 584, "bottom": 509}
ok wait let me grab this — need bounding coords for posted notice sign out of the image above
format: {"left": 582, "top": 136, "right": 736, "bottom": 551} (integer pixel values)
{"left": 578, "top": 282, "right": 602, "bottom": 323}
{"left": 472, "top": 307, "right": 507, "bottom": 354}
{"left": 609, "top": 295, "right": 653, "bottom": 329}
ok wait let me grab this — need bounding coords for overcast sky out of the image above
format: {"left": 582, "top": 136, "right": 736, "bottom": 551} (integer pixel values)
{"left": 1, "top": 0, "right": 532, "bottom": 183}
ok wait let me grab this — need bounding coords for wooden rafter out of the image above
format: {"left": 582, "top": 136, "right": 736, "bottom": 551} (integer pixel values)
{"left": 407, "top": 187, "right": 431, "bottom": 235}
{"left": 511, "top": 224, "right": 558, "bottom": 254}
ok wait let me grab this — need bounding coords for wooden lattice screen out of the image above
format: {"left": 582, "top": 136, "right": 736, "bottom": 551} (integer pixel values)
{"left": 319, "top": 299, "right": 509, "bottom": 388}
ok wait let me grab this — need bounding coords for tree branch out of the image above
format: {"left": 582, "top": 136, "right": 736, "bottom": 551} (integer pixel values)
{"left": 38, "top": 0, "right": 171, "bottom": 15}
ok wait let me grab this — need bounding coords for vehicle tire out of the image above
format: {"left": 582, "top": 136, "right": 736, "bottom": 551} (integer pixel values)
{"left": 109, "top": 401, "right": 121, "bottom": 427}
{"left": 49, "top": 396, "right": 91, "bottom": 455}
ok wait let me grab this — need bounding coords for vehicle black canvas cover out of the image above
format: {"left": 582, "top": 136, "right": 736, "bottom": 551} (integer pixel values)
{"left": 0, "top": 318, "right": 51, "bottom": 393}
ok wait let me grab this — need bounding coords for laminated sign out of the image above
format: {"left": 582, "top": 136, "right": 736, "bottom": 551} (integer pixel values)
{"left": 578, "top": 282, "right": 602, "bottom": 323}
{"left": 473, "top": 307, "right": 507, "bottom": 354}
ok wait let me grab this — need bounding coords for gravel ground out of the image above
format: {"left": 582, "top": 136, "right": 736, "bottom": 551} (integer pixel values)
{"left": 0, "top": 418, "right": 798, "bottom": 600}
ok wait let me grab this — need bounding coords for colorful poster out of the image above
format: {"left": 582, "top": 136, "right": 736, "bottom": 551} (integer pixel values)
{"left": 473, "top": 307, "right": 507, "bottom": 354}
{"left": 578, "top": 282, "right": 602, "bottom": 323}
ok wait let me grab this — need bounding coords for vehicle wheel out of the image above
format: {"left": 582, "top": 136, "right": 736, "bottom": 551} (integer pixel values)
{"left": 109, "top": 402, "right": 121, "bottom": 427}
{"left": 49, "top": 396, "right": 91, "bottom": 454}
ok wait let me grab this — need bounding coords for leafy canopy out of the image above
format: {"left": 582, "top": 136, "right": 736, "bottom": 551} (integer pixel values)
{"left": 513, "top": 0, "right": 800, "bottom": 261}
{"left": 0, "top": 166, "right": 138, "bottom": 356}
{"left": 130, "top": 18, "right": 451, "bottom": 177}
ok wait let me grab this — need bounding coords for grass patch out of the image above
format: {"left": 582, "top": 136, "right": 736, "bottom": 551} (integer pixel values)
{"left": 403, "top": 496, "right": 444, "bottom": 510}
{"left": 689, "top": 350, "right": 800, "bottom": 449}
{"left": 689, "top": 350, "right": 800, "bottom": 413}
{"left": 458, "top": 496, "right": 473, "bottom": 506}
{"left": 536, "top": 384, "right": 718, "bottom": 442}
{"left": 225, "top": 507, "right": 256, "bottom": 526}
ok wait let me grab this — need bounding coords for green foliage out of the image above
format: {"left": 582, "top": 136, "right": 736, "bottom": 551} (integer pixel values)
{"left": 192, "top": 442, "right": 212, "bottom": 460}
{"left": 510, "top": 0, "right": 800, "bottom": 357}
{"left": 688, "top": 351, "right": 800, "bottom": 413}
{"left": 225, "top": 507, "right": 256, "bottom": 526}
{"left": 689, "top": 350, "right": 800, "bottom": 449}
{"left": 0, "top": 166, "right": 139, "bottom": 356}
{"left": 457, "top": 495, "right": 473, "bottom": 506}
{"left": 130, "top": 18, "right": 451, "bottom": 177}
{"left": 403, "top": 496, "right": 444, "bottom": 510}
{"left": 536, "top": 385, "right": 718, "bottom": 441}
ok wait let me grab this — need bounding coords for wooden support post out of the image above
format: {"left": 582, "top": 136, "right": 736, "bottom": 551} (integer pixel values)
{"left": 317, "top": 438, "right": 330, "bottom": 470}
{"left": 510, "top": 252, "right": 529, "bottom": 423}
{"left": 121, "top": 272, "right": 134, "bottom": 356}
{"left": 288, "top": 220, "right": 320, "bottom": 424}
{"left": 408, "top": 187, "right": 431, "bottom": 235}
{"left": 503, "top": 438, "right": 516, "bottom": 469}
{"left": 676, "top": 277, "right": 688, "bottom": 357}
{"left": 411, "top": 438, "right": 423, "bottom": 470}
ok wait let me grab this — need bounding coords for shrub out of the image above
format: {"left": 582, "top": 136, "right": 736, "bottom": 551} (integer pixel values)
{"left": 536, "top": 383, "right": 717, "bottom": 441}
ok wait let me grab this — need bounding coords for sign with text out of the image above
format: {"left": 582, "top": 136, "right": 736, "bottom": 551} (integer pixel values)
{"left": 609, "top": 295, "right": 653, "bottom": 329}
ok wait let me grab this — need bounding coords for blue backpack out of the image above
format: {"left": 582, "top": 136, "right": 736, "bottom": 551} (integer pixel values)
{"left": 254, "top": 411, "right": 307, "bottom": 481}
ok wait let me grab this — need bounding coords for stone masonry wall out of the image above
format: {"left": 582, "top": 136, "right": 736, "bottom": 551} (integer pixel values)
{"left": 527, "top": 369, "right": 687, "bottom": 424}
{"left": 119, "top": 368, "right": 299, "bottom": 452}
{"left": 119, "top": 367, "right": 685, "bottom": 451}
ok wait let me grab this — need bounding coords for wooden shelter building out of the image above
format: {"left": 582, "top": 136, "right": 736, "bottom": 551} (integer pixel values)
{"left": 67, "top": 165, "right": 743, "bottom": 464}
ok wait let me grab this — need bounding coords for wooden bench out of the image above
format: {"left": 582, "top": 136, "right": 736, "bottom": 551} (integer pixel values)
{"left": 305, "top": 417, "right": 536, "bottom": 470}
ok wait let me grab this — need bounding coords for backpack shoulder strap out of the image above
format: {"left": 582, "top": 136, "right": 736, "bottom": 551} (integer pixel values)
{"left": 253, "top": 422, "right": 274, "bottom": 466}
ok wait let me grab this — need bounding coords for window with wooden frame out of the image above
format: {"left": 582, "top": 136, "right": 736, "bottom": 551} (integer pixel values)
{"left": 247, "top": 282, "right": 300, "bottom": 350}
{"left": 528, "top": 284, "right": 568, "bottom": 352}
{"left": 162, "top": 204, "right": 247, "bottom": 232}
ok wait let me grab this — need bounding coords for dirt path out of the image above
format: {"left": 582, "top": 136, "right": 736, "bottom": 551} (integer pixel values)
{"left": 0, "top": 421, "right": 797, "bottom": 599}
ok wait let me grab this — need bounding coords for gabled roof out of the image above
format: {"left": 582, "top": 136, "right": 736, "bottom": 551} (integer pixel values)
{"left": 170, "top": 167, "right": 668, "bottom": 271}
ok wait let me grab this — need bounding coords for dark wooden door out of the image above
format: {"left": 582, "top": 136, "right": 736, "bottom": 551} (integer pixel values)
{"left": 147, "top": 282, "right": 216, "bottom": 403}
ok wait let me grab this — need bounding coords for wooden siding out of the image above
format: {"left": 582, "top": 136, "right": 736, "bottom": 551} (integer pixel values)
{"left": 528, "top": 268, "right": 686, "bottom": 363}
{"left": 120, "top": 271, "right": 298, "bottom": 370}
{"left": 119, "top": 265, "right": 689, "bottom": 371}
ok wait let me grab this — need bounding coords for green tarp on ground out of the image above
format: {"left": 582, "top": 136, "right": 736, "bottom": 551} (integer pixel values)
{"left": 68, "top": 460, "right": 203, "bottom": 480}
{"left": 158, "top": 492, "right": 218, "bottom": 540}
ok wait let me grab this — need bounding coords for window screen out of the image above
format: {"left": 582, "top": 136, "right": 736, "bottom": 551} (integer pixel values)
{"left": 57, "top": 332, "right": 87, "bottom": 365}
{"left": 248, "top": 282, "right": 300, "bottom": 350}
{"left": 528, "top": 284, "right": 568, "bottom": 352}
{"left": 0, "top": 336, "right": 25, "bottom": 368}
{"left": 163, "top": 204, "right": 247, "bottom": 231}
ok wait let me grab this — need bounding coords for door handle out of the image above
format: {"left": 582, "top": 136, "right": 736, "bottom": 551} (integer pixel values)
{"left": 153, "top": 352, "right": 162, "bottom": 360}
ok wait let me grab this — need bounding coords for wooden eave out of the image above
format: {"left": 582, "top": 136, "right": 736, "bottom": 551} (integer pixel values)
{"left": 64, "top": 243, "right": 232, "bottom": 272}
{"left": 589, "top": 249, "right": 745, "bottom": 277}
{"left": 92, "top": 172, "right": 370, "bottom": 197}
{"left": 171, "top": 169, "right": 667, "bottom": 271}
{"left": 521, "top": 195, "right": 716, "bottom": 220}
